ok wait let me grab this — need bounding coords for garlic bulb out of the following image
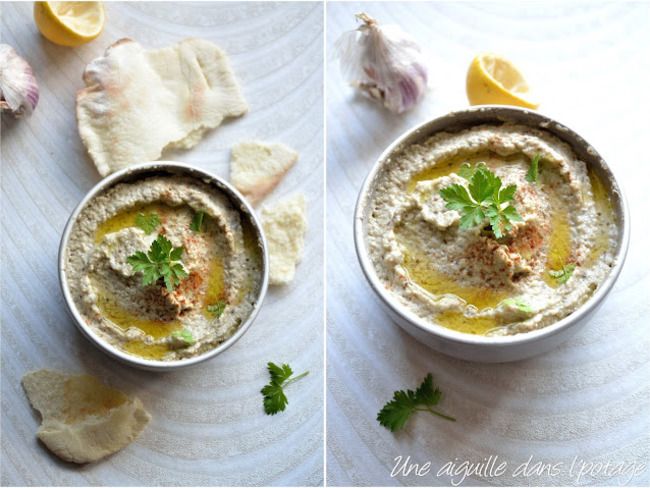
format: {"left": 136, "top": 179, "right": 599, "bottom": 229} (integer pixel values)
{"left": 0, "top": 44, "right": 39, "bottom": 117}
{"left": 335, "top": 13, "right": 428, "bottom": 114}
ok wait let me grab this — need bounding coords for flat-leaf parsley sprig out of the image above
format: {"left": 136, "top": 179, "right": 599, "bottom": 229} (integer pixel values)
{"left": 127, "top": 234, "right": 188, "bottom": 291}
{"left": 261, "top": 362, "right": 309, "bottom": 415}
{"left": 440, "top": 163, "right": 523, "bottom": 239}
{"left": 377, "top": 373, "right": 455, "bottom": 432}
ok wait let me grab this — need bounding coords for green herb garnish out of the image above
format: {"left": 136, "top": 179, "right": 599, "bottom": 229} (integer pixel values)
{"left": 190, "top": 211, "right": 205, "bottom": 233}
{"left": 207, "top": 301, "right": 227, "bottom": 318}
{"left": 127, "top": 235, "right": 188, "bottom": 291}
{"left": 501, "top": 297, "right": 533, "bottom": 313}
{"left": 171, "top": 329, "right": 195, "bottom": 346}
{"left": 261, "top": 362, "right": 309, "bottom": 415}
{"left": 377, "top": 373, "right": 455, "bottom": 432}
{"left": 458, "top": 161, "right": 488, "bottom": 180}
{"left": 135, "top": 212, "right": 161, "bottom": 234}
{"left": 526, "top": 153, "right": 541, "bottom": 183}
{"left": 441, "top": 164, "right": 523, "bottom": 239}
{"left": 549, "top": 263, "right": 576, "bottom": 285}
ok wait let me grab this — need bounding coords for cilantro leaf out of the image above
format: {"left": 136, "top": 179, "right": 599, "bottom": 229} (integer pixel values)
{"left": 440, "top": 164, "right": 522, "bottom": 239}
{"left": 190, "top": 211, "right": 205, "bottom": 233}
{"left": 549, "top": 263, "right": 576, "bottom": 285}
{"left": 526, "top": 153, "right": 541, "bottom": 183}
{"left": 135, "top": 212, "right": 160, "bottom": 234}
{"left": 377, "top": 373, "right": 455, "bottom": 432}
{"left": 171, "top": 328, "right": 195, "bottom": 346}
{"left": 207, "top": 301, "right": 227, "bottom": 318}
{"left": 261, "top": 362, "right": 309, "bottom": 415}
{"left": 127, "top": 235, "right": 188, "bottom": 291}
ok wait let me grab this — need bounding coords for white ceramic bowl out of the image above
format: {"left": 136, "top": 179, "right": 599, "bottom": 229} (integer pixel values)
{"left": 59, "top": 162, "right": 269, "bottom": 371}
{"left": 354, "top": 106, "right": 630, "bottom": 363}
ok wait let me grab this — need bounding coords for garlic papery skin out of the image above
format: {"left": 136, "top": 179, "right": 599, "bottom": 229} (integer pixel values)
{"left": 335, "top": 13, "right": 428, "bottom": 114}
{"left": 0, "top": 44, "right": 39, "bottom": 117}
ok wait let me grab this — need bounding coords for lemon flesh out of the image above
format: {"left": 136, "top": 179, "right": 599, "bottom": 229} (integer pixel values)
{"left": 466, "top": 53, "right": 539, "bottom": 109}
{"left": 34, "top": 1, "right": 104, "bottom": 47}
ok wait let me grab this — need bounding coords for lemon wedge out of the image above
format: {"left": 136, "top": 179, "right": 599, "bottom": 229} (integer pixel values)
{"left": 466, "top": 53, "right": 539, "bottom": 109}
{"left": 34, "top": 2, "right": 105, "bottom": 47}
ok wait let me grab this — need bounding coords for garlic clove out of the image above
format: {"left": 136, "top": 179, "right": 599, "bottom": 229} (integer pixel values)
{"left": 0, "top": 44, "right": 40, "bottom": 117}
{"left": 335, "top": 13, "right": 428, "bottom": 114}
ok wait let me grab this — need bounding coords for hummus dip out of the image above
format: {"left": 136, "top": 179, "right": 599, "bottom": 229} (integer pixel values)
{"left": 366, "top": 123, "right": 618, "bottom": 336}
{"left": 65, "top": 176, "right": 263, "bottom": 360}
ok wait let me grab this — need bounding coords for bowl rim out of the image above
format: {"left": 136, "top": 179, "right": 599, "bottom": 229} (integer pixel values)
{"left": 58, "top": 161, "right": 269, "bottom": 371}
{"left": 354, "top": 105, "right": 631, "bottom": 347}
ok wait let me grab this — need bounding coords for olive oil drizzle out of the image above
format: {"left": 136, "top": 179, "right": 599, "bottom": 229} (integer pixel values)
{"left": 584, "top": 170, "right": 615, "bottom": 266}
{"left": 95, "top": 284, "right": 182, "bottom": 339}
{"left": 543, "top": 197, "right": 572, "bottom": 288}
{"left": 92, "top": 203, "right": 231, "bottom": 359}
{"left": 89, "top": 199, "right": 263, "bottom": 357}
{"left": 95, "top": 202, "right": 169, "bottom": 243}
{"left": 400, "top": 152, "right": 613, "bottom": 335}
{"left": 202, "top": 256, "right": 226, "bottom": 318}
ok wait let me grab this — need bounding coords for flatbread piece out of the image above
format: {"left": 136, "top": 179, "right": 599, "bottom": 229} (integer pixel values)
{"left": 230, "top": 141, "right": 299, "bottom": 205}
{"left": 22, "top": 369, "right": 151, "bottom": 463}
{"left": 77, "top": 38, "right": 247, "bottom": 176}
{"left": 261, "top": 194, "right": 307, "bottom": 285}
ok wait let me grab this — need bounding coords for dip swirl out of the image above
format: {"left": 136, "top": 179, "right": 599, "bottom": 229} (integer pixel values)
{"left": 366, "top": 124, "right": 618, "bottom": 335}
{"left": 65, "top": 176, "right": 262, "bottom": 360}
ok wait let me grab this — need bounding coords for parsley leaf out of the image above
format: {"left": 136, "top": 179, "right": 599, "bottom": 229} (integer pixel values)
{"left": 207, "top": 301, "right": 227, "bottom": 318}
{"left": 171, "top": 328, "right": 195, "bottom": 346}
{"left": 501, "top": 297, "right": 534, "bottom": 313}
{"left": 440, "top": 164, "right": 522, "bottom": 239}
{"left": 458, "top": 163, "right": 474, "bottom": 180}
{"left": 261, "top": 362, "right": 309, "bottom": 415}
{"left": 134, "top": 212, "right": 160, "bottom": 234}
{"left": 377, "top": 373, "right": 455, "bottom": 432}
{"left": 458, "top": 162, "right": 488, "bottom": 180}
{"left": 549, "top": 263, "right": 576, "bottom": 285}
{"left": 190, "top": 211, "right": 205, "bottom": 233}
{"left": 526, "top": 153, "right": 541, "bottom": 183}
{"left": 127, "top": 235, "right": 188, "bottom": 291}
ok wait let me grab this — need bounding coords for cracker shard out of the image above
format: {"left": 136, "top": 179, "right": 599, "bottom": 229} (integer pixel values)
{"left": 21, "top": 369, "right": 151, "bottom": 464}
{"left": 76, "top": 38, "right": 248, "bottom": 176}
{"left": 230, "top": 141, "right": 299, "bottom": 205}
{"left": 261, "top": 194, "right": 307, "bottom": 286}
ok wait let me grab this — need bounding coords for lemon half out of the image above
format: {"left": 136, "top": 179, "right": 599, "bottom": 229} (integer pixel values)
{"left": 34, "top": 2, "right": 105, "bottom": 47}
{"left": 466, "top": 53, "right": 539, "bottom": 109}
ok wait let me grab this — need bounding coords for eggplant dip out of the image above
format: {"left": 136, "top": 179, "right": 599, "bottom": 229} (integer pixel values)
{"left": 65, "top": 176, "right": 262, "bottom": 360}
{"left": 366, "top": 123, "right": 618, "bottom": 336}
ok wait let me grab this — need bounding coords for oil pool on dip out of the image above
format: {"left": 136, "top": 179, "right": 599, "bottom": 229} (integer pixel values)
{"left": 366, "top": 125, "right": 619, "bottom": 336}
{"left": 65, "top": 176, "right": 263, "bottom": 361}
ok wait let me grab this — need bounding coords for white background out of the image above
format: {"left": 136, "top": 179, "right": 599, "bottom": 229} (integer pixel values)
{"left": 1, "top": 2, "right": 323, "bottom": 486}
{"left": 326, "top": 2, "right": 649, "bottom": 486}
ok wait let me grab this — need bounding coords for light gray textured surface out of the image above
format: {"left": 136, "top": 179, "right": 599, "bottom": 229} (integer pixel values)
{"left": 326, "top": 2, "right": 650, "bottom": 486}
{"left": 1, "top": 2, "right": 323, "bottom": 486}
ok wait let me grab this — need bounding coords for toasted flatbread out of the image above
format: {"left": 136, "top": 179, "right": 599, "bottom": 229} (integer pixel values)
{"left": 261, "top": 194, "right": 307, "bottom": 285}
{"left": 77, "top": 38, "right": 247, "bottom": 176}
{"left": 22, "top": 370, "right": 151, "bottom": 464}
{"left": 230, "top": 141, "right": 299, "bottom": 205}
